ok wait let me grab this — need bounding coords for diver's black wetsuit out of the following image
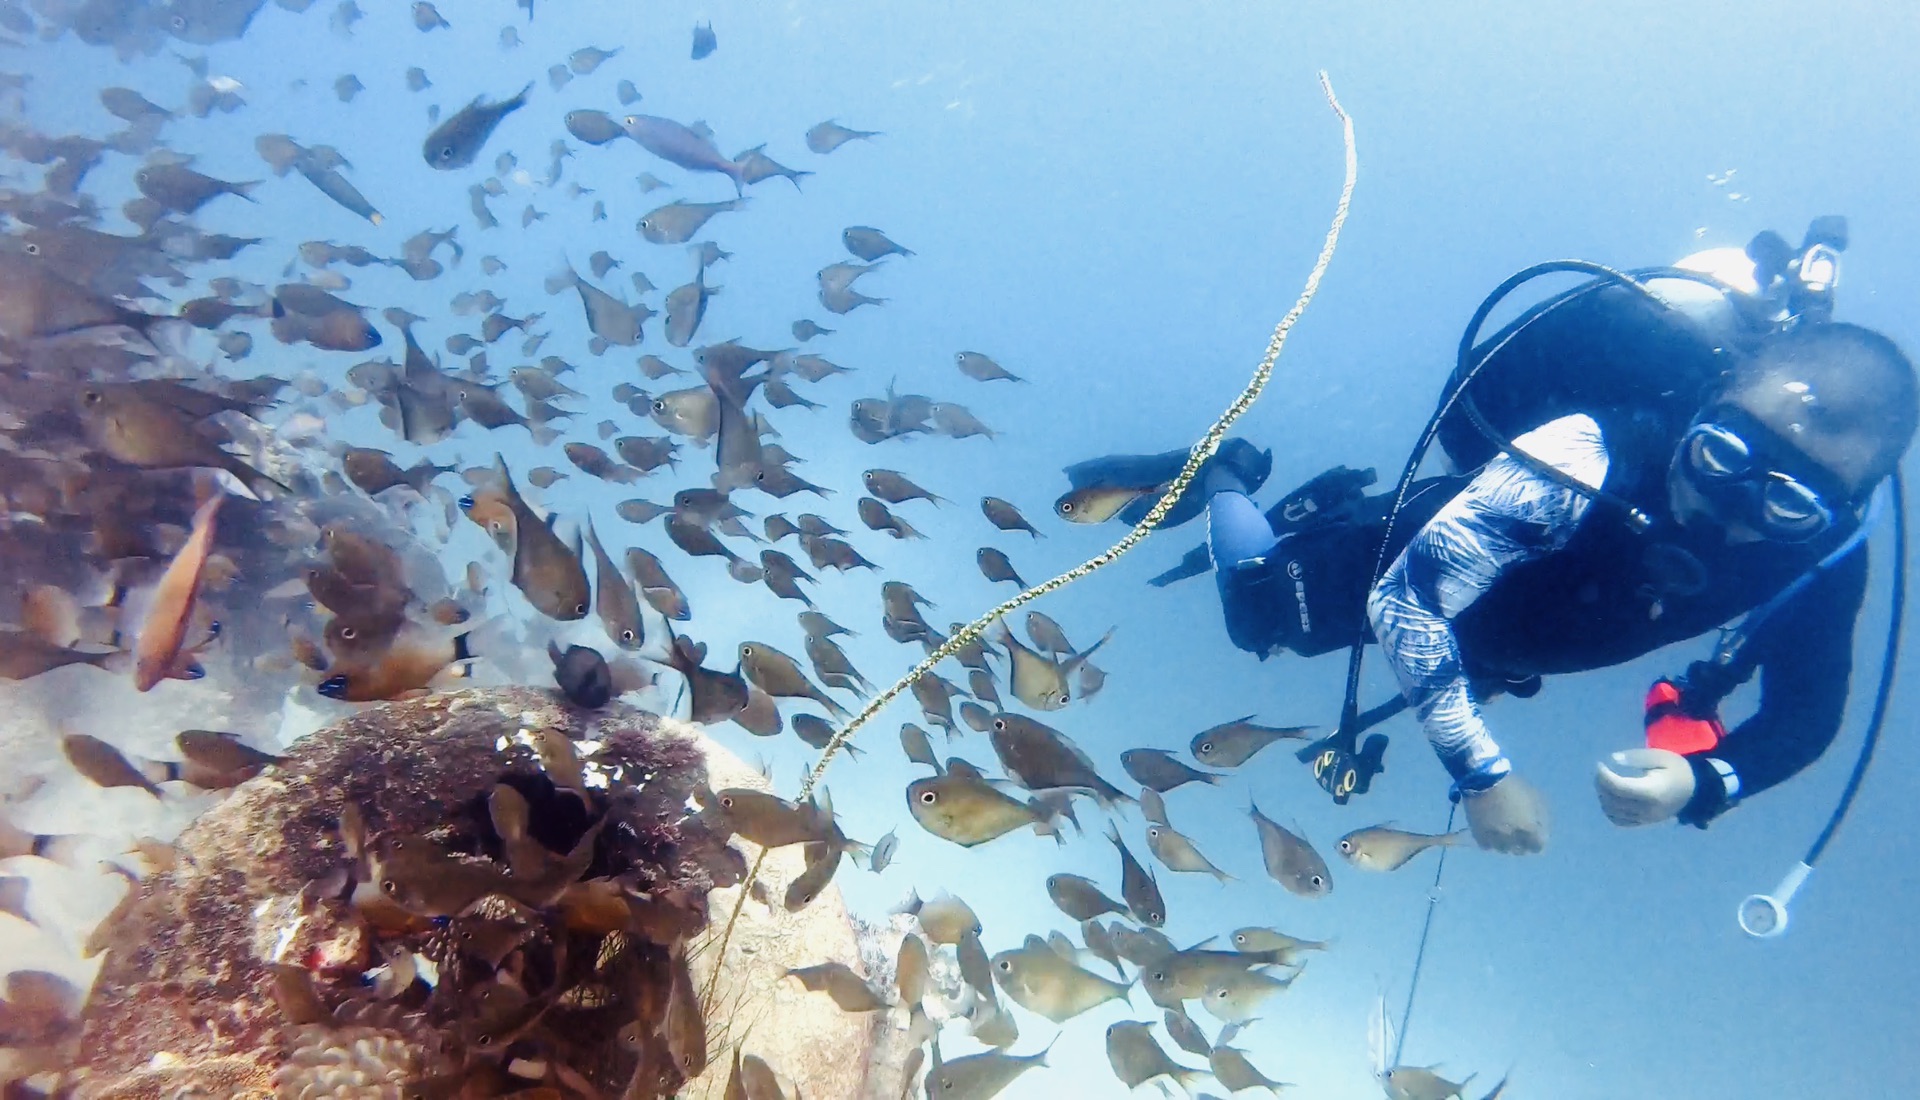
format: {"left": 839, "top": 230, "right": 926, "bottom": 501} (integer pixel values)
{"left": 1212, "top": 409, "right": 1868, "bottom": 827}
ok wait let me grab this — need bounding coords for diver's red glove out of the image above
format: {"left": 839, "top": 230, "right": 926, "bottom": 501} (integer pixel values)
{"left": 1643, "top": 679, "right": 1725, "bottom": 755}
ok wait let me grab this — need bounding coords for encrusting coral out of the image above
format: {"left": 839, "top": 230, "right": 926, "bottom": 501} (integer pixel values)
{"left": 64, "top": 686, "right": 743, "bottom": 1099}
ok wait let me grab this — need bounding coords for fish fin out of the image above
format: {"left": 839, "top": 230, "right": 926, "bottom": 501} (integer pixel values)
{"left": 450, "top": 632, "right": 474, "bottom": 664}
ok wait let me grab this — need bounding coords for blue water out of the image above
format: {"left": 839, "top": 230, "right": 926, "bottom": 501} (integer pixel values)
{"left": 10, "top": 1, "right": 1920, "bottom": 1096}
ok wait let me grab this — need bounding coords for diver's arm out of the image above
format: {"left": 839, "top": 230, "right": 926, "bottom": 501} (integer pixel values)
{"left": 1677, "top": 543, "right": 1868, "bottom": 825}
{"left": 1367, "top": 414, "right": 1608, "bottom": 786}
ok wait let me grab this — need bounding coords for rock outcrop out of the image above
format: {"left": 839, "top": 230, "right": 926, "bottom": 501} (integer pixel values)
{"left": 59, "top": 686, "right": 888, "bottom": 1099}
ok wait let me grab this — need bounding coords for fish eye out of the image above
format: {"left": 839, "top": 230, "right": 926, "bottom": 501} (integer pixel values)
{"left": 81, "top": 390, "right": 102, "bottom": 405}
{"left": 1151, "top": 970, "right": 1165, "bottom": 982}
{"left": 380, "top": 879, "right": 398, "bottom": 895}
{"left": 1147, "top": 827, "right": 1161, "bottom": 838}
{"left": 1198, "top": 741, "right": 1213, "bottom": 754}
{"left": 1310, "top": 874, "right": 1325, "bottom": 888}
{"left": 171, "top": 14, "right": 186, "bottom": 28}
{"left": 458, "top": 495, "right": 476, "bottom": 510}
{"left": 621, "top": 630, "right": 636, "bottom": 643}
{"left": 719, "top": 796, "right": 734, "bottom": 808}
{"left": 918, "top": 790, "right": 937, "bottom": 804}
{"left": 439, "top": 147, "right": 455, "bottom": 160}
{"left": 651, "top": 399, "right": 666, "bottom": 412}
{"left": 22, "top": 242, "right": 38, "bottom": 255}
{"left": 476, "top": 1033, "right": 495, "bottom": 1048}
{"left": 339, "top": 626, "right": 358, "bottom": 640}
{"left": 573, "top": 602, "right": 586, "bottom": 615}
{"left": 1233, "top": 933, "right": 1247, "bottom": 945}
{"left": 1057, "top": 501, "right": 1074, "bottom": 515}
{"left": 1338, "top": 839, "right": 1354, "bottom": 853}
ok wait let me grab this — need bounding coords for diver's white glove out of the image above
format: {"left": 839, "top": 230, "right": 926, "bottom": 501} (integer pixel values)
{"left": 1461, "top": 773, "right": 1549, "bottom": 855}
{"left": 1595, "top": 748, "right": 1696, "bottom": 826}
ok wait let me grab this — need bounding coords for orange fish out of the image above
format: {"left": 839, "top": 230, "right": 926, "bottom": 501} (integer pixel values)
{"left": 316, "top": 620, "right": 473, "bottom": 702}
{"left": 134, "top": 491, "right": 223, "bottom": 692}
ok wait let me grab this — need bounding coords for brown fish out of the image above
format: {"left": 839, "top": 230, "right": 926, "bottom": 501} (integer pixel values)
{"left": 665, "top": 514, "right": 743, "bottom": 564}
{"left": 342, "top": 447, "right": 449, "bottom": 495}
{"left": 1145, "top": 821, "right": 1234, "bottom": 883}
{"left": 564, "top": 442, "right": 641, "bottom": 484}
{"left": 738, "top": 642, "right": 850, "bottom": 719}
{"left": 1106, "top": 1020, "right": 1208, "bottom": 1093}
{"left": 914, "top": 892, "right": 982, "bottom": 944}
{"left": 988, "top": 714, "right": 1130, "bottom": 806}
{"left": 583, "top": 517, "right": 644, "bottom": 649}
{"left": 0, "top": 630, "right": 115, "bottom": 680}
{"left": 61, "top": 732, "right": 162, "bottom": 797}
{"left": 661, "top": 621, "right": 749, "bottom": 724}
{"left": 1054, "top": 484, "right": 1152, "bottom": 524}
{"left": 732, "top": 684, "right": 783, "bottom": 737}
{"left": 1250, "top": 797, "right": 1331, "bottom": 898}
{"left": 626, "top": 547, "right": 691, "bottom": 620}
{"left": 1189, "top": 715, "right": 1314, "bottom": 768}
{"left": 899, "top": 723, "right": 940, "bottom": 769}
{"left": 475, "top": 456, "right": 590, "bottom": 620}
{"left": 1120, "top": 748, "right": 1224, "bottom": 793}
{"left": 754, "top": 549, "right": 816, "bottom": 608}
{"left": 317, "top": 621, "right": 473, "bottom": 702}
{"left": 78, "top": 387, "right": 286, "bottom": 496}
{"left": 990, "top": 940, "right": 1130, "bottom": 1024}
{"left": 175, "top": 730, "right": 281, "bottom": 777}
{"left": 907, "top": 773, "right": 1045, "bottom": 847}
{"left": 0, "top": 252, "right": 166, "bottom": 340}
{"left": 1336, "top": 825, "right": 1466, "bottom": 872}
{"left": 786, "top": 962, "right": 888, "bottom": 1012}
{"left": 982, "top": 496, "right": 1042, "bottom": 538}
{"left": 805, "top": 634, "right": 873, "bottom": 696}
{"left": 707, "top": 788, "right": 834, "bottom": 848}
{"left": 955, "top": 350, "right": 1023, "bottom": 383}
{"left": 863, "top": 468, "right": 945, "bottom": 505}
{"left": 1046, "top": 873, "right": 1127, "bottom": 922}
{"left": 976, "top": 547, "right": 1026, "bottom": 587}
{"left": 1109, "top": 823, "right": 1166, "bottom": 926}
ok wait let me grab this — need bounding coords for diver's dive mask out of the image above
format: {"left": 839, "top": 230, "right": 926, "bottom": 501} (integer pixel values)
{"left": 1679, "top": 416, "right": 1845, "bottom": 543}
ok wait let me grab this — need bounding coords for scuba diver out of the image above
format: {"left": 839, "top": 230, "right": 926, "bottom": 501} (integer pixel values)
{"left": 1061, "top": 218, "right": 1916, "bottom": 855}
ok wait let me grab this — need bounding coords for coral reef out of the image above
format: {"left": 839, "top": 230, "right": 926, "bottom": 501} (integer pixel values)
{"left": 60, "top": 687, "right": 774, "bottom": 1098}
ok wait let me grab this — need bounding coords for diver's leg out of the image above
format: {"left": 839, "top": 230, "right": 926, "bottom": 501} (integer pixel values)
{"left": 1205, "top": 471, "right": 1275, "bottom": 567}
{"left": 1208, "top": 481, "right": 1283, "bottom": 654}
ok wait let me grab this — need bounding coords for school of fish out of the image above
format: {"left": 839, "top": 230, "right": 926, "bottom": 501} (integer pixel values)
{"left": 0, "top": 2, "right": 1516, "bottom": 1097}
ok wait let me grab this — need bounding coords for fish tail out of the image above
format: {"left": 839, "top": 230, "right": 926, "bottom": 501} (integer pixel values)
{"left": 223, "top": 453, "right": 289, "bottom": 498}
{"left": 232, "top": 180, "right": 261, "bottom": 202}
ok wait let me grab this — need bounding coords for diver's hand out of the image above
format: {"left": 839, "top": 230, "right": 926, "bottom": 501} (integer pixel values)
{"left": 1595, "top": 748, "right": 1695, "bottom": 826}
{"left": 1461, "top": 774, "right": 1549, "bottom": 854}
